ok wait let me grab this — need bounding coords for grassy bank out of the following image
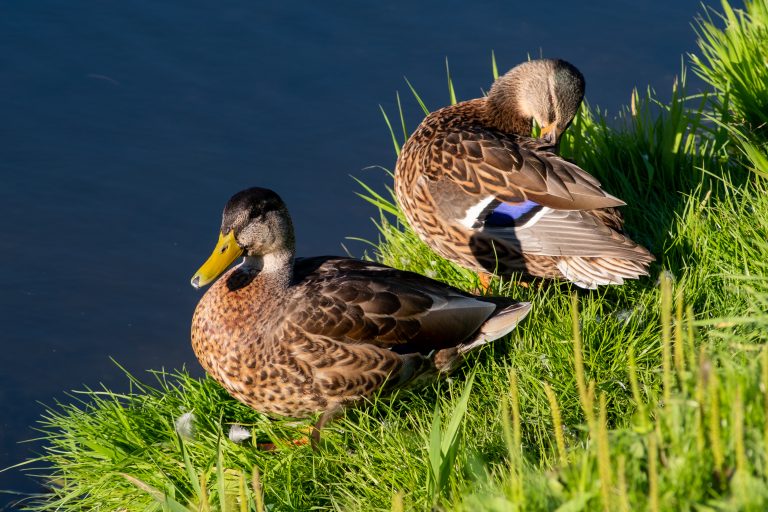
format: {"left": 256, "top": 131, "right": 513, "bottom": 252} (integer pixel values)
{"left": 8, "top": 1, "right": 768, "bottom": 509}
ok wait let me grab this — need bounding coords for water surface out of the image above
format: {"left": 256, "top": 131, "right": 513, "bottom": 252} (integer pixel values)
{"left": 0, "top": 0, "right": 710, "bottom": 502}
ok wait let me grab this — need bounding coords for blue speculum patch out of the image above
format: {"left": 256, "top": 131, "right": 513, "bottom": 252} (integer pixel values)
{"left": 484, "top": 200, "right": 540, "bottom": 226}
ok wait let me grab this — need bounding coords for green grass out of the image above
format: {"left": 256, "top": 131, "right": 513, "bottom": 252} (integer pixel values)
{"left": 6, "top": 1, "right": 768, "bottom": 510}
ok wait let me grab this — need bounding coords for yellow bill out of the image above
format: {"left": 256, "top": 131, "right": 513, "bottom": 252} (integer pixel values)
{"left": 190, "top": 231, "right": 243, "bottom": 289}
{"left": 540, "top": 121, "right": 557, "bottom": 144}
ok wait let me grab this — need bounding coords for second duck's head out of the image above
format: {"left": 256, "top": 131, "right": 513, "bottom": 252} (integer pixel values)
{"left": 191, "top": 187, "right": 295, "bottom": 288}
{"left": 487, "top": 58, "right": 585, "bottom": 144}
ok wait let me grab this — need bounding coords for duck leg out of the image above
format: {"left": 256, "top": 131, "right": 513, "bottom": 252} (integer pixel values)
{"left": 257, "top": 434, "right": 310, "bottom": 451}
{"left": 477, "top": 272, "right": 493, "bottom": 293}
{"left": 477, "top": 272, "right": 530, "bottom": 292}
{"left": 256, "top": 422, "right": 317, "bottom": 451}
{"left": 311, "top": 405, "right": 343, "bottom": 451}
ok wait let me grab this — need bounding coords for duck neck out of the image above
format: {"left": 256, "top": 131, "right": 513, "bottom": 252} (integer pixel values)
{"left": 484, "top": 93, "right": 533, "bottom": 135}
{"left": 243, "top": 249, "right": 294, "bottom": 289}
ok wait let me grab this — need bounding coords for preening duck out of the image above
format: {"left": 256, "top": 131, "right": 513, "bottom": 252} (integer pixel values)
{"left": 394, "top": 58, "right": 654, "bottom": 288}
{"left": 190, "top": 187, "right": 531, "bottom": 444}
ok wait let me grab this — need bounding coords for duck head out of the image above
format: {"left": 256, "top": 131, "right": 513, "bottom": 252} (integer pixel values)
{"left": 191, "top": 187, "right": 295, "bottom": 288}
{"left": 487, "top": 58, "right": 585, "bottom": 144}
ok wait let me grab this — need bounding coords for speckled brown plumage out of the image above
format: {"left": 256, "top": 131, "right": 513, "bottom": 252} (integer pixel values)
{"left": 190, "top": 188, "right": 531, "bottom": 439}
{"left": 395, "top": 59, "right": 655, "bottom": 289}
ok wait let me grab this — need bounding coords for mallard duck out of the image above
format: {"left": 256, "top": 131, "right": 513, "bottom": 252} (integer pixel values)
{"left": 190, "top": 187, "right": 531, "bottom": 444}
{"left": 395, "top": 58, "right": 654, "bottom": 289}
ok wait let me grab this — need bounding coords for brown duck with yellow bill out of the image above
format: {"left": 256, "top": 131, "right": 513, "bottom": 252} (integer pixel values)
{"left": 190, "top": 187, "right": 531, "bottom": 445}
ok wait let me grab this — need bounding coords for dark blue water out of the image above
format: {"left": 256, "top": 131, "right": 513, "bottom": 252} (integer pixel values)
{"left": 0, "top": 0, "right": 710, "bottom": 503}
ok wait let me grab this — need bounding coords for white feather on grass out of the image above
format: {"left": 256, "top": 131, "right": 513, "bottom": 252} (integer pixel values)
{"left": 228, "top": 424, "right": 252, "bottom": 443}
{"left": 174, "top": 412, "right": 195, "bottom": 440}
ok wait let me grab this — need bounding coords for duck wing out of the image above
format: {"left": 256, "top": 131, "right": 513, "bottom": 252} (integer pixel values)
{"left": 419, "top": 128, "right": 654, "bottom": 261}
{"left": 479, "top": 208, "right": 653, "bottom": 260}
{"left": 280, "top": 257, "right": 528, "bottom": 401}
{"left": 428, "top": 126, "right": 624, "bottom": 211}
{"left": 285, "top": 257, "right": 507, "bottom": 353}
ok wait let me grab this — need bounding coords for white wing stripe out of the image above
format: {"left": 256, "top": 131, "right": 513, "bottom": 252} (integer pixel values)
{"left": 458, "top": 196, "right": 496, "bottom": 228}
{"left": 518, "top": 206, "right": 552, "bottom": 229}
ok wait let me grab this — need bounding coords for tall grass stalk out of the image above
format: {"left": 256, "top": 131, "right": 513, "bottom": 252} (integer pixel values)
{"left": 570, "top": 294, "right": 594, "bottom": 428}
{"left": 661, "top": 273, "right": 673, "bottom": 405}
{"left": 543, "top": 382, "right": 567, "bottom": 466}
{"left": 595, "top": 394, "right": 612, "bottom": 512}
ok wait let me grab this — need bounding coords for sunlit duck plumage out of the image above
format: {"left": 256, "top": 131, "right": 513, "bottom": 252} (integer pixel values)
{"left": 190, "top": 187, "right": 531, "bottom": 444}
{"left": 394, "top": 58, "right": 654, "bottom": 289}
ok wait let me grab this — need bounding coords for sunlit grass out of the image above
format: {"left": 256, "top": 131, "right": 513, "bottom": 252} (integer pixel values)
{"left": 6, "top": 0, "right": 768, "bottom": 510}
{"left": 692, "top": 0, "right": 768, "bottom": 146}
